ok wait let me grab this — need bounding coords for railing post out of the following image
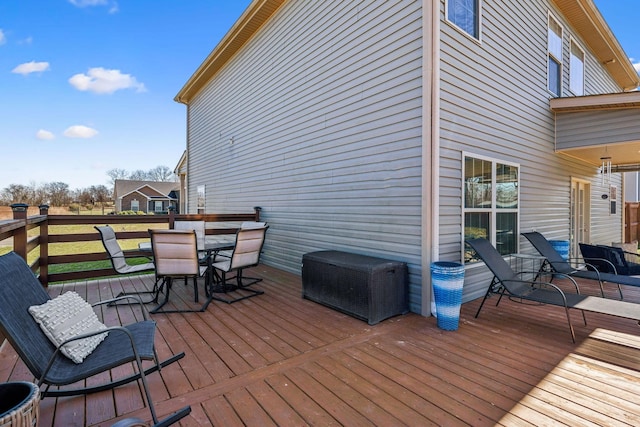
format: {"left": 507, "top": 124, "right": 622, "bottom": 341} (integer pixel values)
{"left": 168, "top": 206, "right": 175, "bottom": 229}
{"left": 10, "top": 203, "right": 29, "bottom": 261}
{"left": 253, "top": 206, "right": 262, "bottom": 221}
{"left": 39, "top": 204, "right": 49, "bottom": 286}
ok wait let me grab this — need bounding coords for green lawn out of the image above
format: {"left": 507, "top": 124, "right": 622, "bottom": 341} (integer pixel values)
{"left": 1, "top": 222, "right": 165, "bottom": 277}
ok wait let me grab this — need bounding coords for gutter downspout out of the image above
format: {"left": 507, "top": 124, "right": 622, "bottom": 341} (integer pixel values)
{"left": 422, "top": 0, "right": 440, "bottom": 316}
{"left": 185, "top": 104, "right": 190, "bottom": 213}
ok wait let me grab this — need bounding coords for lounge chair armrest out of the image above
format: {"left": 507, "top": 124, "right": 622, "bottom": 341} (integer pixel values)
{"left": 502, "top": 277, "right": 572, "bottom": 302}
{"left": 118, "top": 251, "right": 154, "bottom": 262}
{"left": 57, "top": 325, "right": 132, "bottom": 348}
{"left": 93, "top": 295, "right": 150, "bottom": 320}
{"left": 581, "top": 257, "right": 618, "bottom": 274}
{"left": 565, "top": 257, "right": 591, "bottom": 269}
{"left": 513, "top": 270, "right": 581, "bottom": 294}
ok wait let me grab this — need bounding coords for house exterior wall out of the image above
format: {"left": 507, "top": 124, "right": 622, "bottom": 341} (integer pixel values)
{"left": 438, "top": 0, "right": 624, "bottom": 301}
{"left": 183, "top": 0, "right": 631, "bottom": 313}
{"left": 187, "top": 1, "right": 425, "bottom": 311}
{"left": 121, "top": 194, "right": 147, "bottom": 213}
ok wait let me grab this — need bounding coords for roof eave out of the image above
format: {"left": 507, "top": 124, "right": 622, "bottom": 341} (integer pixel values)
{"left": 550, "top": 91, "right": 640, "bottom": 112}
{"left": 552, "top": 0, "right": 639, "bottom": 90}
{"left": 174, "top": 0, "right": 287, "bottom": 105}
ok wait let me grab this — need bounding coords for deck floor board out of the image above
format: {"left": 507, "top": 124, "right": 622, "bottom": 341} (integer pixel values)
{"left": 3, "top": 265, "right": 640, "bottom": 425}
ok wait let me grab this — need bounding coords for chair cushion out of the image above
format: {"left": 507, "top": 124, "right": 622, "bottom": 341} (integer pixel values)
{"left": 29, "top": 291, "right": 109, "bottom": 364}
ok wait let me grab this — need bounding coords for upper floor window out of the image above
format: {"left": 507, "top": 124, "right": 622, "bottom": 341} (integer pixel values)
{"left": 548, "top": 15, "right": 563, "bottom": 96}
{"left": 463, "top": 154, "right": 519, "bottom": 264}
{"left": 447, "top": 0, "right": 480, "bottom": 40}
{"left": 570, "top": 39, "right": 585, "bottom": 95}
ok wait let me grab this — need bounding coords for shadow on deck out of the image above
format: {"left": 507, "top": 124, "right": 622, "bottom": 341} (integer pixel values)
{"left": 2, "top": 265, "right": 640, "bottom": 426}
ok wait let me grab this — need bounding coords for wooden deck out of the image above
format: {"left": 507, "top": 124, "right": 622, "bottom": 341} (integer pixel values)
{"left": 3, "top": 265, "right": 640, "bottom": 426}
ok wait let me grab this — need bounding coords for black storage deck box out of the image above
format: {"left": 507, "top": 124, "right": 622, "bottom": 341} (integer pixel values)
{"left": 302, "top": 250, "right": 408, "bottom": 325}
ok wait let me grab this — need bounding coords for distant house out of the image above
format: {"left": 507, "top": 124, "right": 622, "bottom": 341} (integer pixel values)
{"left": 175, "top": 0, "right": 640, "bottom": 316}
{"left": 113, "top": 180, "right": 180, "bottom": 214}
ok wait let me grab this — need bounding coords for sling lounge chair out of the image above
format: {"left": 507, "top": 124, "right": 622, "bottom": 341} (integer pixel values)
{"left": 466, "top": 238, "right": 640, "bottom": 342}
{"left": 522, "top": 231, "right": 630, "bottom": 299}
{"left": 96, "top": 225, "right": 158, "bottom": 303}
{"left": 0, "top": 251, "right": 190, "bottom": 426}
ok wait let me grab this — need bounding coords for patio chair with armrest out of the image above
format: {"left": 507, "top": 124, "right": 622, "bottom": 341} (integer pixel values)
{"left": 597, "top": 244, "right": 640, "bottom": 275}
{"left": 578, "top": 243, "right": 640, "bottom": 277}
{"left": 522, "top": 231, "right": 626, "bottom": 299}
{"left": 173, "top": 220, "right": 212, "bottom": 285}
{"left": 95, "top": 225, "right": 159, "bottom": 303}
{"left": 149, "top": 229, "right": 210, "bottom": 313}
{"left": 211, "top": 225, "right": 268, "bottom": 304}
{"left": 213, "top": 222, "right": 267, "bottom": 260}
{"left": 466, "top": 238, "right": 640, "bottom": 342}
{"left": 0, "top": 251, "right": 190, "bottom": 426}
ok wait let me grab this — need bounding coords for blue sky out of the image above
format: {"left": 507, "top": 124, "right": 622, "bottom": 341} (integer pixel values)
{"left": 0, "top": 0, "right": 251, "bottom": 189}
{"left": 0, "top": 1, "right": 637, "bottom": 190}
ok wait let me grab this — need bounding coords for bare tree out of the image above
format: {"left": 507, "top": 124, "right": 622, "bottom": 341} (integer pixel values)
{"left": 44, "top": 182, "right": 72, "bottom": 206}
{"left": 0, "top": 184, "right": 35, "bottom": 205}
{"left": 106, "top": 168, "right": 129, "bottom": 186}
{"left": 147, "top": 165, "right": 175, "bottom": 182}
{"left": 129, "top": 169, "right": 150, "bottom": 181}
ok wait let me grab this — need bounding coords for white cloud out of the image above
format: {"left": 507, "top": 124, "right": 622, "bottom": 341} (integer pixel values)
{"left": 36, "top": 129, "right": 55, "bottom": 140}
{"left": 68, "top": 67, "right": 146, "bottom": 94}
{"left": 12, "top": 61, "right": 50, "bottom": 75}
{"left": 63, "top": 125, "right": 98, "bottom": 138}
{"left": 0, "top": 29, "right": 6, "bottom": 45}
{"left": 69, "top": 0, "right": 118, "bottom": 13}
{"left": 68, "top": 0, "right": 108, "bottom": 6}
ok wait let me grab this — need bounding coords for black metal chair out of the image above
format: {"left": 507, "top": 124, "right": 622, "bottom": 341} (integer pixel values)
{"left": 596, "top": 244, "right": 640, "bottom": 275}
{"left": 467, "top": 238, "right": 640, "bottom": 343}
{"left": 0, "top": 251, "right": 190, "bottom": 426}
{"left": 578, "top": 242, "right": 640, "bottom": 277}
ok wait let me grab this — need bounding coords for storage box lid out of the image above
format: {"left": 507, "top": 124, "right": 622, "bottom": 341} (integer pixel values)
{"left": 303, "top": 250, "right": 405, "bottom": 272}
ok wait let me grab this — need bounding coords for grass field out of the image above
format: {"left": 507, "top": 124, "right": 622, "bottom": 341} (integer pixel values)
{"left": 1, "top": 220, "right": 166, "bottom": 279}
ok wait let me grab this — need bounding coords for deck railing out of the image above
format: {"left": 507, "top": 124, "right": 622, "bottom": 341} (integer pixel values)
{"left": 1, "top": 203, "right": 261, "bottom": 286}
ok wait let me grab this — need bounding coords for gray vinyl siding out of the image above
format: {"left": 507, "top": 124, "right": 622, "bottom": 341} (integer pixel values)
{"left": 187, "top": 1, "right": 425, "bottom": 311}
{"left": 556, "top": 109, "right": 640, "bottom": 150}
{"left": 438, "top": 0, "right": 625, "bottom": 302}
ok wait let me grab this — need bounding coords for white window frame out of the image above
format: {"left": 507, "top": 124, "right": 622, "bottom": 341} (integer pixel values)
{"left": 446, "top": 0, "right": 482, "bottom": 41}
{"left": 154, "top": 201, "right": 163, "bottom": 212}
{"left": 131, "top": 199, "right": 139, "bottom": 212}
{"left": 197, "top": 185, "right": 205, "bottom": 214}
{"left": 462, "top": 152, "right": 520, "bottom": 265}
{"left": 548, "top": 14, "right": 563, "bottom": 97}
{"left": 569, "top": 38, "right": 585, "bottom": 96}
